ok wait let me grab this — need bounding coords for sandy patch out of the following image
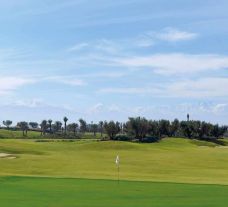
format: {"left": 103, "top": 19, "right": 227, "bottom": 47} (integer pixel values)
{"left": 7, "top": 156, "right": 17, "bottom": 159}
{"left": 0, "top": 153, "right": 16, "bottom": 159}
{"left": 216, "top": 146, "right": 228, "bottom": 149}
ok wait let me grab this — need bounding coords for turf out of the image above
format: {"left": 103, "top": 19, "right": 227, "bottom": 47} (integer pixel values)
{"left": 1, "top": 130, "right": 228, "bottom": 206}
{"left": 0, "top": 129, "right": 100, "bottom": 139}
{"left": 1, "top": 176, "right": 228, "bottom": 207}
{"left": 1, "top": 137, "right": 228, "bottom": 184}
{"left": 0, "top": 129, "right": 41, "bottom": 139}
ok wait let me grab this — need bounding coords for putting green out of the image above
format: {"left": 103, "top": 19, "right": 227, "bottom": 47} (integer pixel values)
{"left": 1, "top": 176, "right": 228, "bottom": 207}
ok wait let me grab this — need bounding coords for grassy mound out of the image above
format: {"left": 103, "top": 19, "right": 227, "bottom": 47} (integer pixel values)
{"left": 1, "top": 138, "right": 228, "bottom": 184}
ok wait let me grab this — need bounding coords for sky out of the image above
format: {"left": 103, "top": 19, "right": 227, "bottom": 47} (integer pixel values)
{"left": 0, "top": 0, "right": 228, "bottom": 125}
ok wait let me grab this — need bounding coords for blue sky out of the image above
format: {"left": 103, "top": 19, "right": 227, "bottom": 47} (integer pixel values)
{"left": 0, "top": 0, "right": 228, "bottom": 124}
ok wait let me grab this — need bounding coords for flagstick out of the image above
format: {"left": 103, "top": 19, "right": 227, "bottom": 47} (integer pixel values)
{"left": 116, "top": 155, "right": 120, "bottom": 184}
{"left": 117, "top": 164, "right": 120, "bottom": 184}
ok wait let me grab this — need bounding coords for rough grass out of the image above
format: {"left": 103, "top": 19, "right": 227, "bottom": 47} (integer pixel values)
{"left": 0, "top": 129, "right": 41, "bottom": 139}
{"left": 0, "top": 129, "right": 101, "bottom": 139}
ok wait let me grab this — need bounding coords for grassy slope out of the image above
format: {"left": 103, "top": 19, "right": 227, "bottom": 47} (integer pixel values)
{"left": 1, "top": 129, "right": 228, "bottom": 207}
{"left": 1, "top": 176, "right": 228, "bottom": 207}
{"left": 1, "top": 135, "right": 228, "bottom": 184}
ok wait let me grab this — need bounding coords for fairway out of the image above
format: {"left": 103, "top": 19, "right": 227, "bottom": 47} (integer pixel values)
{"left": 1, "top": 138, "right": 228, "bottom": 184}
{"left": 1, "top": 176, "right": 228, "bottom": 207}
{"left": 1, "top": 136, "right": 228, "bottom": 206}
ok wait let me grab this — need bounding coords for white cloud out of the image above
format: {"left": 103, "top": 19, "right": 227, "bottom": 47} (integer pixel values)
{"left": 0, "top": 77, "right": 35, "bottom": 96}
{"left": 107, "top": 104, "right": 121, "bottom": 112}
{"left": 135, "top": 28, "right": 198, "bottom": 48}
{"left": 99, "top": 87, "right": 160, "bottom": 95}
{"left": 98, "top": 77, "right": 228, "bottom": 98}
{"left": 68, "top": 28, "right": 197, "bottom": 54}
{"left": 117, "top": 53, "right": 228, "bottom": 75}
{"left": 167, "top": 77, "right": 228, "bottom": 98}
{"left": 13, "top": 98, "right": 44, "bottom": 108}
{"left": 94, "top": 39, "right": 121, "bottom": 54}
{"left": 43, "top": 76, "right": 87, "bottom": 86}
{"left": 212, "top": 104, "right": 227, "bottom": 114}
{"left": 88, "top": 103, "right": 104, "bottom": 114}
{"left": 154, "top": 28, "right": 198, "bottom": 42}
{"left": 68, "top": 43, "right": 89, "bottom": 51}
{"left": 68, "top": 39, "right": 122, "bottom": 55}
{"left": 0, "top": 75, "right": 86, "bottom": 97}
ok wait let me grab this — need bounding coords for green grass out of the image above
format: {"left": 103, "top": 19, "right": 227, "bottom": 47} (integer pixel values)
{"left": 1, "top": 137, "right": 228, "bottom": 184}
{"left": 1, "top": 129, "right": 228, "bottom": 206}
{"left": 0, "top": 128, "right": 100, "bottom": 139}
{"left": 0, "top": 129, "right": 41, "bottom": 139}
{"left": 1, "top": 176, "right": 228, "bottom": 207}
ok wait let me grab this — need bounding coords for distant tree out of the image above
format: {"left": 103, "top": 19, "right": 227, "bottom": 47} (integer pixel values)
{"left": 17, "top": 121, "right": 28, "bottom": 136}
{"left": 125, "top": 117, "right": 149, "bottom": 141}
{"left": 99, "top": 121, "right": 104, "bottom": 137}
{"left": 48, "top": 119, "right": 53, "bottom": 133}
{"left": 104, "top": 121, "right": 121, "bottom": 140}
{"left": 216, "top": 126, "right": 228, "bottom": 138}
{"left": 180, "top": 121, "right": 195, "bottom": 139}
{"left": 170, "top": 119, "right": 180, "bottom": 137}
{"left": 40, "top": 120, "right": 48, "bottom": 135}
{"left": 148, "top": 120, "right": 159, "bottom": 137}
{"left": 197, "top": 121, "right": 213, "bottom": 139}
{"left": 53, "top": 121, "right": 62, "bottom": 134}
{"left": 29, "top": 122, "right": 38, "bottom": 129}
{"left": 79, "top": 119, "right": 87, "bottom": 134}
{"left": 91, "top": 123, "right": 98, "bottom": 136}
{"left": 211, "top": 124, "right": 224, "bottom": 139}
{"left": 63, "top": 117, "right": 68, "bottom": 135}
{"left": 67, "top": 123, "right": 79, "bottom": 136}
{"left": 3, "top": 120, "right": 12, "bottom": 129}
{"left": 158, "top": 120, "right": 170, "bottom": 137}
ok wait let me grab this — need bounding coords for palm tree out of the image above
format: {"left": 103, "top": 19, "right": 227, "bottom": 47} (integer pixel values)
{"left": 67, "top": 123, "right": 79, "bottom": 136}
{"left": 73, "top": 123, "right": 79, "bottom": 136}
{"left": 63, "top": 117, "right": 68, "bottom": 135}
{"left": 79, "top": 119, "right": 87, "bottom": 134}
{"left": 99, "top": 121, "right": 104, "bottom": 137}
{"left": 3, "top": 120, "right": 13, "bottom": 129}
{"left": 53, "top": 121, "right": 62, "bottom": 134}
{"left": 40, "top": 120, "right": 47, "bottom": 136}
{"left": 91, "top": 123, "right": 98, "bottom": 136}
{"left": 17, "top": 122, "right": 28, "bottom": 136}
{"left": 48, "top": 119, "right": 52, "bottom": 133}
{"left": 29, "top": 122, "right": 38, "bottom": 129}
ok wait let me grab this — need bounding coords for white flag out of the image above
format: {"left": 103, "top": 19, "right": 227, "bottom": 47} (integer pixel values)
{"left": 115, "top": 155, "right": 120, "bottom": 165}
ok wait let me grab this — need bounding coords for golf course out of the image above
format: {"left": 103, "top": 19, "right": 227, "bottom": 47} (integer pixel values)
{"left": 1, "top": 129, "right": 228, "bottom": 206}
{"left": 1, "top": 0, "right": 228, "bottom": 206}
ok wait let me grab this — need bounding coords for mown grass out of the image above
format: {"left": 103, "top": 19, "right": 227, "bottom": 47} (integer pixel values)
{"left": 1, "top": 176, "right": 228, "bottom": 207}
{"left": 1, "top": 137, "right": 228, "bottom": 184}
{"left": 1, "top": 129, "right": 228, "bottom": 206}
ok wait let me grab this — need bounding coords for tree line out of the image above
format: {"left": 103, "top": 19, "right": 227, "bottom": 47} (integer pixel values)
{"left": 1, "top": 115, "right": 228, "bottom": 142}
